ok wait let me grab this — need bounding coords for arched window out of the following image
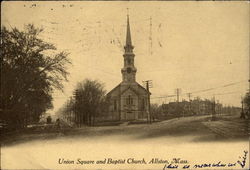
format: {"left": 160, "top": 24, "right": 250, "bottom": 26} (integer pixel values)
{"left": 126, "top": 95, "right": 133, "bottom": 105}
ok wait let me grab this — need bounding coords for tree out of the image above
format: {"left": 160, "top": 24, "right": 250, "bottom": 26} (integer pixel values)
{"left": 243, "top": 92, "right": 250, "bottom": 119}
{"left": 150, "top": 104, "right": 162, "bottom": 120}
{"left": 73, "top": 79, "right": 106, "bottom": 126}
{"left": 1, "top": 24, "right": 71, "bottom": 129}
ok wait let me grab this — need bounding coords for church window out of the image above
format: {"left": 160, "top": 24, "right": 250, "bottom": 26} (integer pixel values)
{"left": 126, "top": 95, "right": 133, "bottom": 105}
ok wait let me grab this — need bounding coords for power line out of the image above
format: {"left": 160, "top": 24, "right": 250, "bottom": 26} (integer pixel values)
{"left": 183, "top": 80, "right": 247, "bottom": 95}
{"left": 151, "top": 94, "right": 176, "bottom": 99}
{"left": 211, "top": 91, "right": 242, "bottom": 96}
{"left": 150, "top": 80, "right": 247, "bottom": 100}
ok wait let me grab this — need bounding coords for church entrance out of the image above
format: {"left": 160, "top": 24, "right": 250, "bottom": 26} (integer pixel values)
{"left": 126, "top": 111, "right": 135, "bottom": 120}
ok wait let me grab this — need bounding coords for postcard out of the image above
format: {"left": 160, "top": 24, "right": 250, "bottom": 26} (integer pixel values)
{"left": 1, "top": 1, "right": 249, "bottom": 169}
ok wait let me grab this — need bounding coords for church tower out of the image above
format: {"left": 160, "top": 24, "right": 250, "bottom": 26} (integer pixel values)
{"left": 121, "top": 15, "right": 137, "bottom": 83}
{"left": 106, "top": 14, "right": 150, "bottom": 121}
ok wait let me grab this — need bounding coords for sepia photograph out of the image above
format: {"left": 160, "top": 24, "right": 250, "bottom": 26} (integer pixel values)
{"left": 1, "top": 1, "right": 249, "bottom": 169}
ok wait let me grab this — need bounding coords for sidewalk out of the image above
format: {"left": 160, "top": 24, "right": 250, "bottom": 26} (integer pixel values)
{"left": 202, "top": 116, "right": 248, "bottom": 138}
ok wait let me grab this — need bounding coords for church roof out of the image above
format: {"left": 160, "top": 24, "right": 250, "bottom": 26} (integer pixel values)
{"left": 106, "top": 82, "right": 150, "bottom": 97}
{"left": 120, "top": 85, "right": 140, "bottom": 96}
{"left": 137, "top": 82, "right": 151, "bottom": 95}
{"left": 106, "top": 83, "right": 121, "bottom": 96}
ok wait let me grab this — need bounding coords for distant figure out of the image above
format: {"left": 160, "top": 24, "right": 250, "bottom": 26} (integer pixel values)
{"left": 56, "top": 118, "right": 61, "bottom": 129}
{"left": 46, "top": 116, "right": 52, "bottom": 124}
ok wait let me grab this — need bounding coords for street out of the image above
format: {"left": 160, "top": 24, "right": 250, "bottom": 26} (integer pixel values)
{"left": 1, "top": 114, "right": 249, "bottom": 169}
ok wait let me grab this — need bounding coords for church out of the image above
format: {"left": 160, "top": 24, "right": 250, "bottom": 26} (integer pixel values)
{"left": 106, "top": 15, "right": 150, "bottom": 121}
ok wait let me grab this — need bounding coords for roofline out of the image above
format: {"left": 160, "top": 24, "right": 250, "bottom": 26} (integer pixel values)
{"left": 106, "top": 83, "right": 121, "bottom": 96}
{"left": 136, "top": 82, "right": 151, "bottom": 95}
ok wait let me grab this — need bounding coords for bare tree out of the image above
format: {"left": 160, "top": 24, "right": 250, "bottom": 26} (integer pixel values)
{"left": 73, "top": 79, "right": 106, "bottom": 126}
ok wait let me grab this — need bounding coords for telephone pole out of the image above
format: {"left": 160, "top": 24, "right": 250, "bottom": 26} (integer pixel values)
{"left": 175, "top": 88, "right": 181, "bottom": 117}
{"left": 187, "top": 93, "right": 191, "bottom": 101}
{"left": 143, "top": 80, "right": 153, "bottom": 124}
{"left": 187, "top": 93, "right": 192, "bottom": 114}
{"left": 211, "top": 95, "right": 216, "bottom": 121}
{"left": 240, "top": 96, "right": 245, "bottom": 119}
{"left": 175, "top": 88, "right": 181, "bottom": 103}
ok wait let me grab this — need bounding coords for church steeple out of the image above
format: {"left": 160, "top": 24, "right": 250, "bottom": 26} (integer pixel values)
{"left": 121, "top": 14, "right": 137, "bottom": 83}
{"left": 124, "top": 15, "right": 134, "bottom": 53}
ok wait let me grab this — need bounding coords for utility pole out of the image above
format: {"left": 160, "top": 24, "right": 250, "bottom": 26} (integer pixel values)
{"left": 187, "top": 93, "right": 192, "bottom": 115}
{"left": 175, "top": 88, "right": 181, "bottom": 103}
{"left": 187, "top": 93, "right": 191, "bottom": 102}
{"left": 143, "top": 80, "right": 153, "bottom": 124}
{"left": 212, "top": 96, "right": 216, "bottom": 121}
{"left": 175, "top": 88, "right": 181, "bottom": 117}
{"left": 240, "top": 96, "right": 245, "bottom": 119}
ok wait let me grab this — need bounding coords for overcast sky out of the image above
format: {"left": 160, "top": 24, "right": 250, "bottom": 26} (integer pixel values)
{"left": 2, "top": 1, "right": 249, "bottom": 113}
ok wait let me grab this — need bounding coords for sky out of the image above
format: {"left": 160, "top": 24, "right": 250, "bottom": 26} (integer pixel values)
{"left": 2, "top": 1, "right": 249, "bottom": 114}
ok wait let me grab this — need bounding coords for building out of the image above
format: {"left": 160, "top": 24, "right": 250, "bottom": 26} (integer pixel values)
{"left": 106, "top": 15, "right": 150, "bottom": 121}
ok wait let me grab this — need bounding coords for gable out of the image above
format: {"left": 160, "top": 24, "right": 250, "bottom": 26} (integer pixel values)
{"left": 120, "top": 86, "right": 139, "bottom": 96}
{"left": 106, "top": 81, "right": 151, "bottom": 99}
